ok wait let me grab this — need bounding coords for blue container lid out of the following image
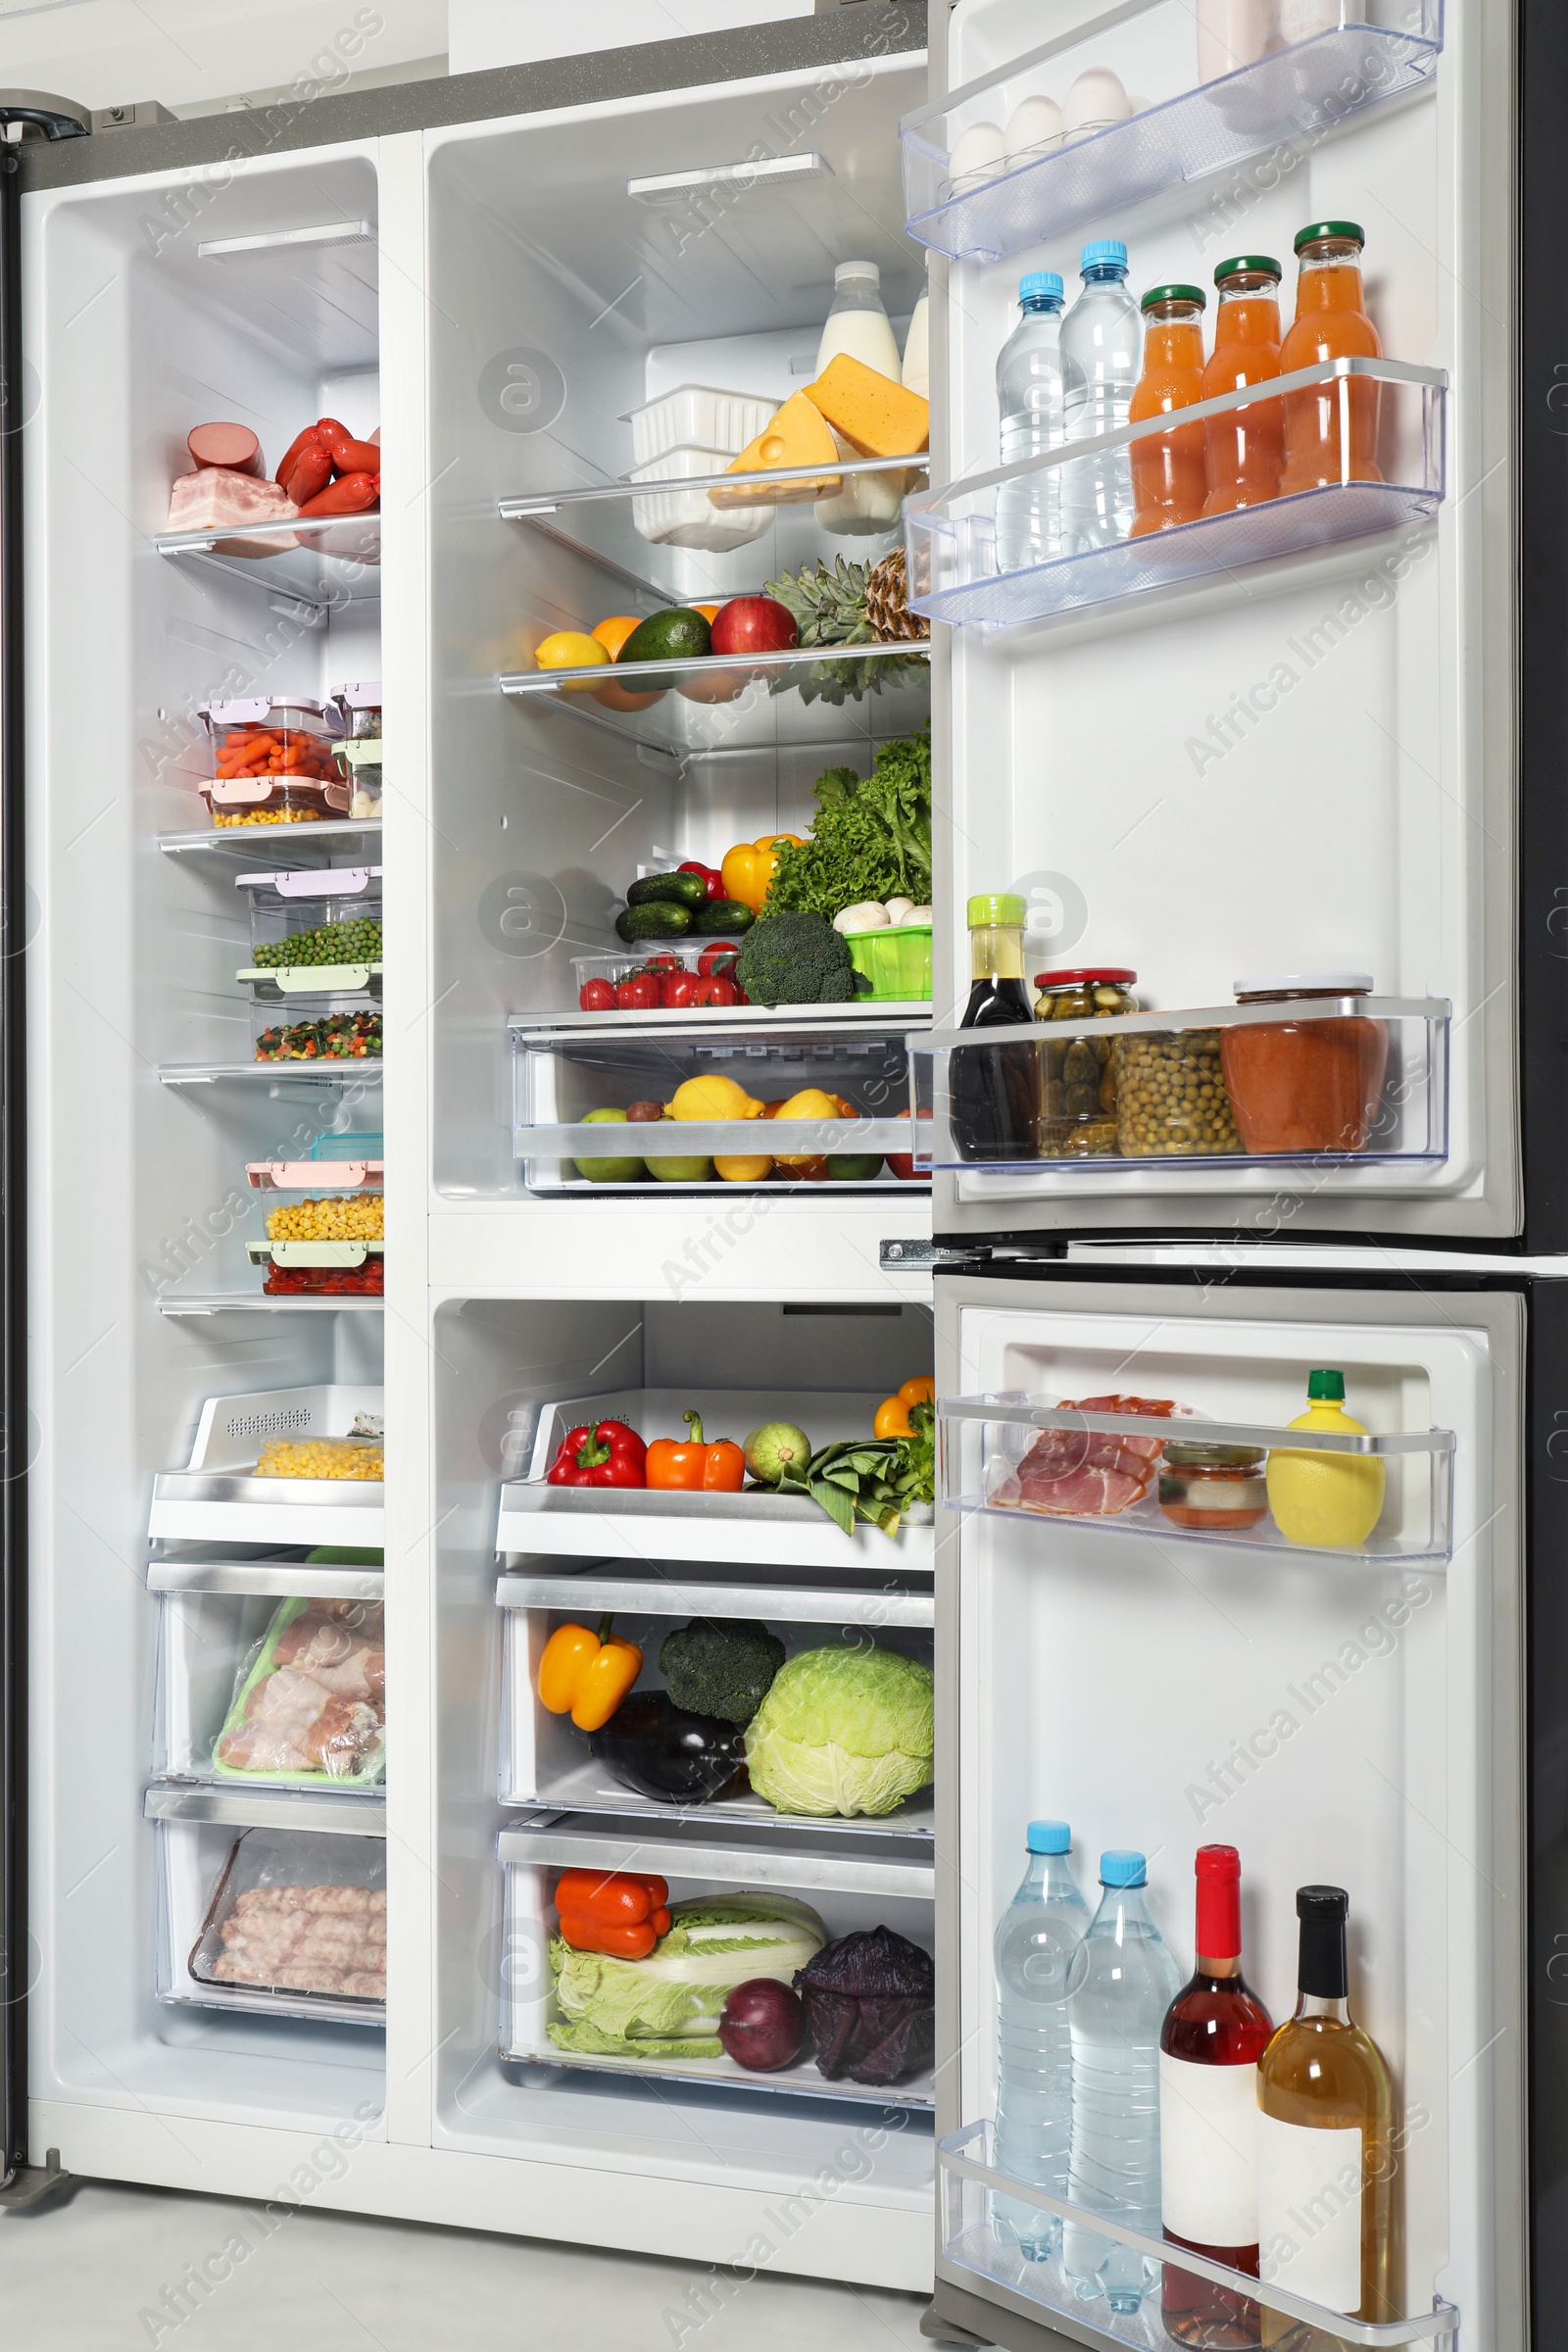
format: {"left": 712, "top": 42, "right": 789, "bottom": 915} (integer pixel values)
{"left": 1081, "top": 238, "right": 1129, "bottom": 273}
{"left": 1027, "top": 1820, "right": 1070, "bottom": 1854}
{"left": 1100, "top": 1849, "right": 1147, "bottom": 1886}
{"left": 1019, "top": 270, "right": 1064, "bottom": 305}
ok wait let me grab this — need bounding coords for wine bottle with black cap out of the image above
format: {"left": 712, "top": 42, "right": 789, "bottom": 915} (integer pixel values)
{"left": 1255, "top": 1886, "right": 1393, "bottom": 2344}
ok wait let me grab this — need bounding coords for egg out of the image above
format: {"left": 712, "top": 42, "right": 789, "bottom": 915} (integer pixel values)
{"left": 948, "top": 119, "right": 1006, "bottom": 191}
{"left": 1062, "top": 66, "right": 1131, "bottom": 142}
{"left": 1004, "top": 93, "right": 1065, "bottom": 162}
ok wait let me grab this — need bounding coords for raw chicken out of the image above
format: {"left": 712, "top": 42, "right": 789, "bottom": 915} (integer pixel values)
{"left": 995, "top": 1394, "right": 1183, "bottom": 1517}
{"left": 167, "top": 465, "right": 299, "bottom": 554}
{"left": 216, "top": 1600, "right": 385, "bottom": 1779}
{"left": 208, "top": 1882, "right": 386, "bottom": 2000}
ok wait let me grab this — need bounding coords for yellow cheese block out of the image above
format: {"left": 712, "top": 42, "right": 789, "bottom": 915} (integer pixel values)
{"left": 804, "top": 352, "right": 931, "bottom": 459}
{"left": 709, "top": 391, "right": 843, "bottom": 508}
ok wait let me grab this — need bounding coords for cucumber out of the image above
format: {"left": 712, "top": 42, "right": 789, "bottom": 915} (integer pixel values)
{"left": 627, "top": 870, "right": 708, "bottom": 909}
{"left": 693, "top": 899, "right": 755, "bottom": 936}
{"left": 618, "top": 608, "right": 712, "bottom": 665}
{"left": 615, "top": 903, "right": 691, "bottom": 943}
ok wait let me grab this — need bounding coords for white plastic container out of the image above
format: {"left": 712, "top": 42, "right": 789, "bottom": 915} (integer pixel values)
{"left": 624, "top": 383, "right": 774, "bottom": 467}
{"left": 628, "top": 448, "right": 774, "bottom": 550}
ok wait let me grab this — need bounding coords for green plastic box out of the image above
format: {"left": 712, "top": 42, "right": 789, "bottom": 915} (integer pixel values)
{"left": 846, "top": 922, "right": 933, "bottom": 1002}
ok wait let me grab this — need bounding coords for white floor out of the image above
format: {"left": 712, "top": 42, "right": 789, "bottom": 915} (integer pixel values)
{"left": 0, "top": 2180, "right": 934, "bottom": 2350}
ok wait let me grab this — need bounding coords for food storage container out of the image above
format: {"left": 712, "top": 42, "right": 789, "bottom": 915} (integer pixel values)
{"left": 628, "top": 448, "right": 774, "bottom": 551}
{"left": 249, "top": 1188, "right": 385, "bottom": 1297}
{"left": 329, "top": 682, "right": 383, "bottom": 817}
{"left": 252, "top": 1006, "right": 382, "bottom": 1062}
{"left": 255, "top": 1430, "right": 384, "bottom": 1480}
{"left": 845, "top": 922, "right": 933, "bottom": 1003}
{"left": 1157, "top": 1443, "right": 1270, "bottom": 1531}
{"left": 1113, "top": 1028, "right": 1242, "bottom": 1156}
{"left": 150, "top": 1789, "right": 387, "bottom": 2022}
{"left": 1220, "top": 973, "right": 1391, "bottom": 1154}
{"left": 1033, "top": 967, "right": 1138, "bottom": 1155}
{"left": 245, "top": 1143, "right": 384, "bottom": 1193}
{"left": 197, "top": 696, "right": 350, "bottom": 826}
{"left": 236, "top": 864, "right": 383, "bottom": 1000}
{"left": 624, "top": 384, "right": 775, "bottom": 467}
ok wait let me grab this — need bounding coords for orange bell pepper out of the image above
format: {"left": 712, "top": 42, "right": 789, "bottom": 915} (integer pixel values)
{"left": 554, "top": 1869, "right": 671, "bottom": 1957}
{"left": 645, "top": 1409, "right": 747, "bottom": 1492}
{"left": 873, "top": 1396, "right": 914, "bottom": 1438}
{"left": 536, "top": 1613, "right": 643, "bottom": 1730}
{"left": 899, "top": 1375, "right": 936, "bottom": 1406}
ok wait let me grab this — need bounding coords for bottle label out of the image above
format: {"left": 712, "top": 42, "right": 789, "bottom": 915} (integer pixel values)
{"left": 1158, "top": 2053, "right": 1259, "bottom": 2246}
{"left": 1256, "top": 2114, "right": 1363, "bottom": 2315}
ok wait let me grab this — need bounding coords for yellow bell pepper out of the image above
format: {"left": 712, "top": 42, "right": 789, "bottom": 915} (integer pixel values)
{"left": 669, "top": 1073, "right": 762, "bottom": 1122}
{"left": 536, "top": 1615, "right": 643, "bottom": 1731}
{"left": 720, "top": 833, "right": 807, "bottom": 913}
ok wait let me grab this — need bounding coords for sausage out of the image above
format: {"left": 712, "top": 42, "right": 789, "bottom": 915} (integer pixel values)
{"left": 187, "top": 421, "right": 262, "bottom": 475}
{"left": 281, "top": 445, "right": 333, "bottom": 506}
{"left": 297, "top": 469, "right": 379, "bottom": 518}
{"left": 274, "top": 423, "right": 324, "bottom": 487}
{"left": 316, "top": 420, "right": 382, "bottom": 475}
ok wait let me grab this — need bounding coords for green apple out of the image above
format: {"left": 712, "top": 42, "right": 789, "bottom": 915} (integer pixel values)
{"left": 572, "top": 1107, "right": 646, "bottom": 1185}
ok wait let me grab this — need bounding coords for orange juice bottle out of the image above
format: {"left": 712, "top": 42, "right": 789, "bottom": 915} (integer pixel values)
{"left": 1130, "top": 284, "right": 1208, "bottom": 537}
{"left": 1202, "top": 254, "right": 1283, "bottom": 514}
{"left": 1280, "top": 220, "right": 1383, "bottom": 496}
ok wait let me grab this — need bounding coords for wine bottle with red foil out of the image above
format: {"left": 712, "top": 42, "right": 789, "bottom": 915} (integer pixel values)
{"left": 1159, "top": 1845, "right": 1275, "bottom": 2348}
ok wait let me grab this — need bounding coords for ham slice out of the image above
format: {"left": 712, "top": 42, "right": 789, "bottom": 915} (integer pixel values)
{"left": 167, "top": 465, "right": 298, "bottom": 555}
{"left": 1004, "top": 1393, "right": 1183, "bottom": 1518}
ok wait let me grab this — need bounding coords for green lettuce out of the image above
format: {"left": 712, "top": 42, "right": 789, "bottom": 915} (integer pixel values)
{"left": 743, "top": 1646, "right": 935, "bottom": 1818}
{"left": 547, "top": 1892, "right": 824, "bottom": 2060}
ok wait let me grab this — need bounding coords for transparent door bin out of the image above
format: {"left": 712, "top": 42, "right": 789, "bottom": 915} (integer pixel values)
{"left": 154, "top": 1588, "right": 385, "bottom": 1791}
{"left": 512, "top": 1015, "right": 922, "bottom": 1192}
{"left": 236, "top": 863, "right": 383, "bottom": 1001}
{"left": 901, "top": 1, "right": 1445, "bottom": 263}
{"left": 938, "top": 2122, "right": 1457, "bottom": 2351}
{"left": 938, "top": 1395, "right": 1453, "bottom": 1565}
{"left": 499, "top": 1818, "right": 934, "bottom": 2105}
{"left": 148, "top": 1385, "right": 385, "bottom": 1547}
{"left": 906, "top": 363, "right": 1446, "bottom": 630}
{"left": 909, "top": 996, "right": 1449, "bottom": 1174}
{"left": 151, "top": 1794, "right": 386, "bottom": 2025}
{"left": 497, "top": 1569, "right": 934, "bottom": 1838}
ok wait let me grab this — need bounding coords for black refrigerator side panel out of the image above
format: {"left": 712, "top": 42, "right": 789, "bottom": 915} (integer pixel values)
{"left": 1520, "top": 0, "right": 1568, "bottom": 1253}
{"left": 1530, "top": 1280, "right": 1568, "bottom": 2337}
{"left": 0, "top": 141, "right": 24, "bottom": 2185}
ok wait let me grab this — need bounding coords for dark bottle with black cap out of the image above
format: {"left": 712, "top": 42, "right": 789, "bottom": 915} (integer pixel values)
{"left": 1255, "top": 1887, "right": 1394, "bottom": 2343}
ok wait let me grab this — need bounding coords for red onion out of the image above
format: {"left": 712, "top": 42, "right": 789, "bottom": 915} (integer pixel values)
{"left": 718, "top": 1978, "right": 806, "bottom": 2072}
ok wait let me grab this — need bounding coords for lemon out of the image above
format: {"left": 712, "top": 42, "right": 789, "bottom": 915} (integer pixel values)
{"left": 534, "top": 629, "right": 609, "bottom": 690}
{"left": 1265, "top": 1371, "right": 1386, "bottom": 1549}
{"left": 669, "top": 1074, "right": 760, "bottom": 1122}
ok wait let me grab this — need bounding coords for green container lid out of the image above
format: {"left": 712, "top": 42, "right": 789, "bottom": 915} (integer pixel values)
{"left": 1294, "top": 220, "right": 1364, "bottom": 253}
{"left": 1306, "top": 1369, "right": 1346, "bottom": 1400}
{"left": 1214, "top": 254, "right": 1282, "bottom": 285}
{"left": 1141, "top": 282, "right": 1206, "bottom": 312}
{"left": 967, "top": 893, "right": 1026, "bottom": 928}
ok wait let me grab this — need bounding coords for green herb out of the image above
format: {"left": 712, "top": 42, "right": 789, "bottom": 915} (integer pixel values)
{"left": 893, "top": 1403, "right": 936, "bottom": 1509}
{"left": 763, "top": 725, "right": 932, "bottom": 921}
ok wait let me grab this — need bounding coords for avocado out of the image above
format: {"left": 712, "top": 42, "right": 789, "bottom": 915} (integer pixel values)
{"left": 616, "top": 903, "right": 692, "bottom": 944}
{"left": 627, "top": 870, "right": 708, "bottom": 909}
{"left": 693, "top": 899, "right": 756, "bottom": 936}
{"left": 618, "top": 608, "right": 712, "bottom": 665}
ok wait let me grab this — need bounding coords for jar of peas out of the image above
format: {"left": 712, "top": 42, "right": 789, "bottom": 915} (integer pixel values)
{"left": 1033, "top": 968, "right": 1137, "bottom": 1156}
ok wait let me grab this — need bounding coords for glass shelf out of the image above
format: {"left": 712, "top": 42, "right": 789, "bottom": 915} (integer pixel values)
{"left": 938, "top": 1395, "right": 1453, "bottom": 1565}
{"left": 939, "top": 2122, "right": 1458, "bottom": 2350}
{"left": 156, "top": 513, "right": 380, "bottom": 619}
{"left": 498, "top": 453, "right": 927, "bottom": 524}
{"left": 906, "top": 362, "right": 1446, "bottom": 630}
{"left": 159, "top": 819, "right": 382, "bottom": 861}
{"left": 157, "top": 1294, "right": 385, "bottom": 1317}
{"left": 159, "top": 1061, "right": 382, "bottom": 1087}
{"left": 908, "top": 995, "right": 1448, "bottom": 1173}
{"left": 902, "top": 3, "right": 1445, "bottom": 264}
{"left": 500, "top": 643, "right": 930, "bottom": 760}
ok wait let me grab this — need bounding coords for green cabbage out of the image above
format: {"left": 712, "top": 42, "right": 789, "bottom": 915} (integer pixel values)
{"left": 743, "top": 1645, "right": 935, "bottom": 1818}
{"left": 547, "top": 1891, "right": 824, "bottom": 2061}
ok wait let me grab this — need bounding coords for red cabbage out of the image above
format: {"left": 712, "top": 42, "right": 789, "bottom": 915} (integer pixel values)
{"left": 793, "top": 1926, "right": 935, "bottom": 2084}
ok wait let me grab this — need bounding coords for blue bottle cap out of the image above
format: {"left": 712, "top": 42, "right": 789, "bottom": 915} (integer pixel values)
{"left": 1027, "top": 1820, "right": 1070, "bottom": 1854}
{"left": 1019, "top": 270, "right": 1064, "bottom": 305}
{"left": 1080, "top": 238, "right": 1129, "bottom": 273}
{"left": 1100, "top": 1849, "right": 1147, "bottom": 1887}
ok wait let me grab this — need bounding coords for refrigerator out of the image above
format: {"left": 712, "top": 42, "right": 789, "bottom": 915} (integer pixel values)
{"left": 1, "top": 0, "right": 1561, "bottom": 2341}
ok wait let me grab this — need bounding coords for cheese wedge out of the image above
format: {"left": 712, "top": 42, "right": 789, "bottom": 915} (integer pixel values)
{"left": 804, "top": 352, "right": 931, "bottom": 459}
{"left": 709, "top": 391, "right": 843, "bottom": 507}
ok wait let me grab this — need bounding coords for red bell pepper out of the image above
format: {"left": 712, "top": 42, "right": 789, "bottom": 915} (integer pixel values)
{"left": 546, "top": 1421, "right": 647, "bottom": 1488}
{"left": 678, "top": 859, "right": 724, "bottom": 902}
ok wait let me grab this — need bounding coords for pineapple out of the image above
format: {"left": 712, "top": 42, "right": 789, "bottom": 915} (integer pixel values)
{"left": 765, "top": 551, "right": 929, "bottom": 705}
{"left": 865, "top": 546, "right": 927, "bottom": 643}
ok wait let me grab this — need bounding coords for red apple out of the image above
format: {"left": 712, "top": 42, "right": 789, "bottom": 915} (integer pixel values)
{"left": 710, "top": 595, "right": 799, "bottom": 657}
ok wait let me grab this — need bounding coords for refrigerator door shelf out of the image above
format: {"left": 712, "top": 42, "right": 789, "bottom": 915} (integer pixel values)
{"left": 911, "top": 998, "right": 1448, "bottom": 1182}
{"left": 156, "top": 511, "right": 381, "bottom": 620}
{"left": 937, "top": 2121, "right": 1457, "bottom": 2350}
{"left": 939, "top": 1396, "right": 1453, "bottom": 1566}
{"left": 906, "top": 363, "right": 1446, "bottom": 631}
{"left": 901, "top": 3, "right": 1445, "bottom": 264}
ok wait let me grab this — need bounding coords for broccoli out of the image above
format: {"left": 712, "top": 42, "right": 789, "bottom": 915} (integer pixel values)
{"left": 734, "top": 910, "right": 859, "bottom": 1007}
{"left": 660, "top": 1618, "right": 787, "bottom": 1725}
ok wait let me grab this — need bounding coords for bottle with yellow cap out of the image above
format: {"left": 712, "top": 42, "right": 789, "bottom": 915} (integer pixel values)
{"left": 1266, "top": 1370, "right": 1387, "bottom": 1549}
{"left": 953, "top": 893, "right": 1043, "bottom": 1161}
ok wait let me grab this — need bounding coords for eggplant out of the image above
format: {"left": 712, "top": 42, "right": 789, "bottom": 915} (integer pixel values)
{"left": 589, "top": 1690, "right": 748, "bottom": 1805}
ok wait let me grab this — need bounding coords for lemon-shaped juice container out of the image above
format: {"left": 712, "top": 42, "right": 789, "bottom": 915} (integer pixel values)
{"left": 1265, "top": 1369, "right": 1386, "bottom": 1549}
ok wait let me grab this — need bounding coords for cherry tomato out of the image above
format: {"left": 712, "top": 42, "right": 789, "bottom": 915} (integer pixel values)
{"left": 662, "top": 972, "right": 699, "bottom": 1008}
{"left": 578, "top": 978, "right": 615, "bottom": 1011}
{"left": 643, "top": 953, "right": 681, "bottom": 972}
{"left": 695, "top": 975, "right": 738, "bottom": 1006}
{"left": 697, "top": 943, "right": 740, "bottom": 979}
{"left": 615, "top": 972, "right": 661, "bottom": 1010}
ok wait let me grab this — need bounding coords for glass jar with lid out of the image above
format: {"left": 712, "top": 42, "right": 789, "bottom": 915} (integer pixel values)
{"left": 1157, "top": 1444, "right": 1269, "bottom": 1531}
{"left": 1219, "top": 972, "right": 1389, "bottom": 1154}
{"left": 1033, "top": 967, "right": 1136, "bottom": 1156}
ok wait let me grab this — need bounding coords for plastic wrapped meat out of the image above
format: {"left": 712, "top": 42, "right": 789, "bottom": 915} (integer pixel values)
{"left": 209, "top": 1883, "right": 387, "bottom": 1999}
{"left": 993, "top": 1394, "right": 1184, "bottom": 1517}
{"left": 215, "top": 1598, "right": 385, "bottom": 1782}
{"left": 167, "top": 465, "right": 299, "bottom": 553}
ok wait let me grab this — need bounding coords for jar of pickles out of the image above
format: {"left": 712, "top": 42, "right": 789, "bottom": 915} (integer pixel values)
{"left": 1033, "top": 968, "right": 1137, "bottom": 1156}
{"left": 1157, "top": 1444, "right": 1268, "bottom": 1530}
{"left": 1114, "top": 1029, "right": 1243, "bottom": 1156}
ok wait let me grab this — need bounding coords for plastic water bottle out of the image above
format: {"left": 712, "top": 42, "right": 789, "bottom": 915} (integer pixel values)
{"left": 992, "top": 1820, "right": 1091, "bottom": 2259}
{"left": 994, "top": 273, "right": 1067, "bottom": 574}
{"left": 1059, "top": 240, "right": 1142, "bottom": 554}
{"left": 1064, "top": 1850, "right": 1184, "bottom": 2312}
